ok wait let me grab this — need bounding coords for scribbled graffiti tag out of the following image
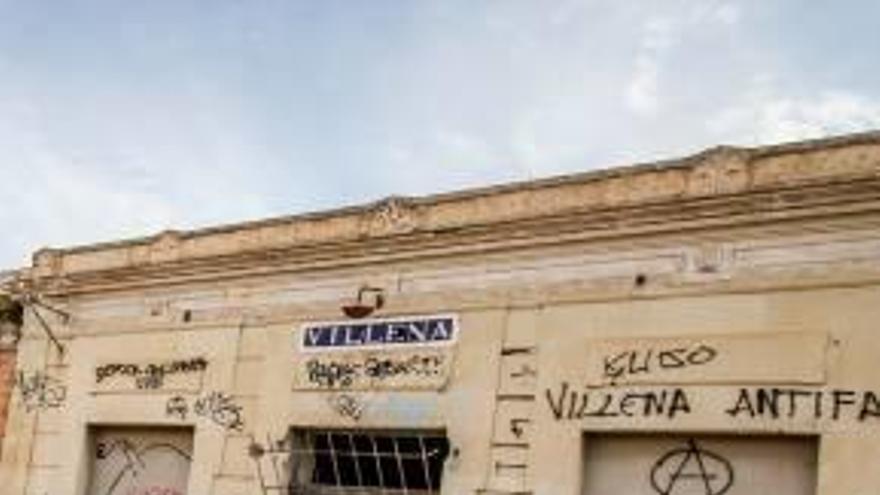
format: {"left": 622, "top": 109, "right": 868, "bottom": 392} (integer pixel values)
{"left": 95, "top": 357, "right": 208, "bottom": 390}
{"left": 304, "top": 353, "right": 446, "bottom": 389}
{"left": 165, "top": 396, "right": 189, "bottom": 421}
{"left": 650, "top": 439, "right": 734, "bottom": 495}
{"left": 603, "top": 344, "right": 718, "bottom": 384}
{"left": 327, "top": 393, "right": 364, "bottom": 420}
{"left": 165, "top": 392, "right": 244, "bottom": 432}
{"left": 16, "top": 370, "right": 66, "bottom": 412}
{"left": 194, "top": 391, "right": 244, "bottom": 431}
{"left": 92, "top": 437, "right": 192, "bottom": 495}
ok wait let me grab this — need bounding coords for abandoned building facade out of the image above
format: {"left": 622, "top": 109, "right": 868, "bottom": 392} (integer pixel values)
{"left": 2, "top": 132, "right": 880, "bottom": 494}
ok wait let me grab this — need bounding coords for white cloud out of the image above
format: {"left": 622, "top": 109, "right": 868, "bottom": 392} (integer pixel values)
{"left": 689, "top": 1, "right": 741, "bottom": 25}
{"left": 2, "top": 0, "right": 879, "bottom": 270}
{"left": 625, "top": 1, "right": 742, "bottom": 116}
{"left": 0, "top": 86, "right": 278, "bottom": 267}
{"left": 625, "top": 17, "right": 675, "bottom": 116}
{"left": 709, "top": 85, "right": 880, "bottom": 144}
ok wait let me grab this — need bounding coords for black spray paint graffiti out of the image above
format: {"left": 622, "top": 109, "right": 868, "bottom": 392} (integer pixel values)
{"left": 165, "top": 396, "right": 188, "bottom": 421}
{"left": 603, "top": 344, "right": 718, "bottom": 383}
{"left": 327, "top": 393, "right": 364, "bottom": 421}
{"left": 307, "top": 360, "right": 358, "bottom": 388}
{"left": 650, "top": 439, "right": 734, "bottom": 495}
{"left": 95, "top": 357, "right": 208, "bottom": 390}
{"left": 725, "top": 387, "right": 880, "bottom": 422}
{"left": 546, "top": 383, "right": 880, "bottom": 424}
{"left": 15, "top": 370, "right": 67, "bottom": 412}
{"left": 94, "top": 438, "right": 192, "bottom": 495}
{"left": 306, "top": 353, "right": 445, "bottom": 389}
{"left": 546, "top": 382, "right": 692, "bottom": 420}
{"left": 165, "top": 392, "right": 244, "bottom": 432}
{"left": 509, "top": 418, "right": 531, "bottom": 439}
{"left": 194, "top": 392, "right": 245, "bottom": 431}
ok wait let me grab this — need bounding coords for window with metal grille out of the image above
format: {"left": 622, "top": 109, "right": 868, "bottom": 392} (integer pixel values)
{"left": 287, "top": 429, "right": 450, "bottom": 494}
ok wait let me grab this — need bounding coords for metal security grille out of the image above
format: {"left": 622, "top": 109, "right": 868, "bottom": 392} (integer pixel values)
{"left": 287, "top": 430, "right": 450, "bottom": 495}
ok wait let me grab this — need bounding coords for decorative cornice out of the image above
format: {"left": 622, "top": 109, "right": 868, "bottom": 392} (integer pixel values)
{"left": 27, "top": 131, "right": 880, "bottom": 295}
{"left": 359, "top": 196, "right": 420, "bottom": 237}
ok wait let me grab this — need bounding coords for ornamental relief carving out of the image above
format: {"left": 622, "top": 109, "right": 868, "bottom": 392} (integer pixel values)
{"left": 685, "top": 243, "right": 735, "bottom": 279}
{"left": 149, "top": 230, "right": 184, "bottom": 263}
{"left": 686, "top": 147, "right": 751, "bottom": 197}
{"left": 360, "top": 197, "right": 419, "bottom": 237}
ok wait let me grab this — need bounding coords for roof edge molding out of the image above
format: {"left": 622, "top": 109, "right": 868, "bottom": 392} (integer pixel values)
{"left": 30, "top": 131, "right": 880, "bottom": 293}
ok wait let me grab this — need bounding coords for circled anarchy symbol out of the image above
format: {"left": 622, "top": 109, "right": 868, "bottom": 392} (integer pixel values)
{"left": 649, "top": 438, "right": 734, "bottom": 495}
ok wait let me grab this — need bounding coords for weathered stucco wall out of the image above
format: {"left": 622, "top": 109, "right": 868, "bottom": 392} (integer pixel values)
{"left": 0, "top": 348, "right": 15, "bottom": 457}
{"left": 2, "top": 131, "right": 880, "bottom": 495}
{"left": 531, "top": 287, "right": 880, "bottom": 495}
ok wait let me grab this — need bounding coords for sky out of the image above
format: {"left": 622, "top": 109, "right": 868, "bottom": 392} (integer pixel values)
{"left": 1, "top": 1, "right": 880, "bottom": 268}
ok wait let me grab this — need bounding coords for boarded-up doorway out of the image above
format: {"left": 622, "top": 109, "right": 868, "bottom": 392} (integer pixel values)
{"left": 582, "top": 434, "right": 817, "bottom": 495}
{"left": 87, "top": 426, "right": 194, "bottom": 495}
